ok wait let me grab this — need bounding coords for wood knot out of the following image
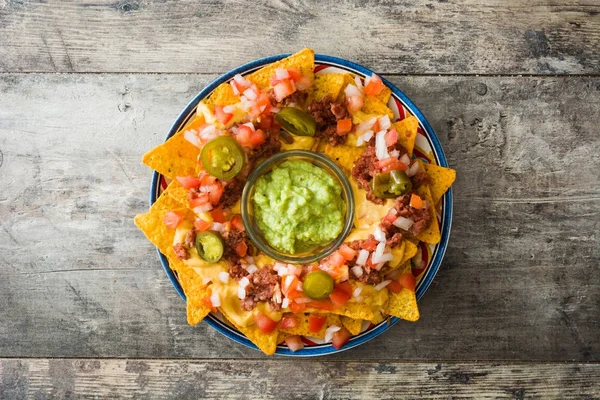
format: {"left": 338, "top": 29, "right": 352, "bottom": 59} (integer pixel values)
{"left": 475, "top": 83, "right": 487, "bottom": 96}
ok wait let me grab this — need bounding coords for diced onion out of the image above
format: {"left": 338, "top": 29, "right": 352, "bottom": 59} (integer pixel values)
{"left": 287, "top": 264, "right": 302, "bottom": 276}
{"left": 193, "top": 203, "right": 213, "bottom": 214}
{"left": 373, "top": 242, "right": 386, "bottom": 261}
{"left": 344, "top": 84, "right": 361, "bottom": 98}
{"left": 246, "top": 264, "right": 258, "bottom": 274}
{"left": 374, "top": 228, "right": 387, "bottom": 243}
{"left": 378, "top": 115, "right": 391, "bottom": 130}
{"left": 210, "top": 292, "right": 221, "bottom": 307}
{"left": 243, "top": 88, "right": 258, "bottom": 100}
{"left": 407, "top": 162, "right": 421, "bottom": 177}
{"left": 270, "top": 107, "right": 281, "bottom": 113}
{"left": 354, "top": 76, "right": 363, "bottom": 91}
{"left": 373, "top": 252, "right": 394, "bottom": 264}
{"left": 273, "top": 262, "right": 286, "bottom": 272}
{"left": 281, "top": 298, "right": 289, "bottom": 309}
{"left": 294, "top": 296, "right": 312, "bottom": 304}
{"left": 353, "top": 286, "right": 364, "bottom": 299}
{"left": 239, "top": 277, "right": 250, "bottom": 288}
{"left": 389, "top": 149, "right": 400, "bottom": 158}
{"left": 375, "top": 262, "right": 386, "bottom": 271}
{"left": 351, "top": 266, "right": 364, "bottom": 277}
{"left": 211, "top": 222, "right": 224, "bottom": 232}
{"left": 375, "top": 130, "right": 389, "bottom": 160}
{"left": 222, "top": 105, "right": 237, "bottom": 114}
{"left": 325, "top": 325, "right": 342, "bottom": 342}
{"left": 202, "top": 277, "right": 212, "bottom": 285}
{"left": 183, "top": 129, "right": 200, "bottom": 148}
{"left": 237, "top": 287, "right": 246, "bottom": 299}
{"left": 400, "top": 154, "right": 411, "bottom": 166}
{"left": 245, "top": 256, "right": 254, "bottom": 264}
{"left": 393, "top": 216, "right": 414, "bottom": 231}
{"left": 374, "top": 280, "right": 392, "bottom": 291}
{"left": 218, "top": 271, "right": 229, "bottom": 283}
{"left": 273, "top": 284, "right": 282, "bottom": 304}
{"left": 277, "top": 266, "right": 289, "bottom": 277}
{"left": 242, "top": 122, "right": 255, "bottom": 131}
{"left": 200, "top": 124, "right": 216, "bottom": 137}
{"left": 275, "top": 68, "right": 290, "bottom": 80}
{"left": 356, "top": 117, "right": 377, "bottom": 134}
{"left": 356, "top": 249, "right": 369, "bottom": 266}
{"left": 356, "top": 130, "right": 374, "bottom": 146}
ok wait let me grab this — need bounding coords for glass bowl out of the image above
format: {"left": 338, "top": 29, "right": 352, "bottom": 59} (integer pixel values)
{"left": 241, "top": 149, "right": 355, "bottom": 264}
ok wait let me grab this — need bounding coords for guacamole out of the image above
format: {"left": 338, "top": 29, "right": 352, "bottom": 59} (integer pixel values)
{"left": 253, "top": 160, "right": 345, "bottom": 254}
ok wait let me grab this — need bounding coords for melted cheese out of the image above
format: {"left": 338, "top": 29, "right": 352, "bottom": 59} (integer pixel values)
{"left": 280, "top": 136, "right": 315, "bottom": 151}
{"left": 350, "top": 180, "right": 394, "bottom": 237}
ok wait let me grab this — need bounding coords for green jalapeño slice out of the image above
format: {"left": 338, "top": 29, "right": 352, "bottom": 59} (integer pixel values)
{"left": 195, "top": 231, "right": 224, "bottom": 262}
{"left": 275, "top": 107, "right": 317, "bottom": 137}
{"left": 302, "top": 270, "right": 335, "bottom": 300}
{"left": 200, "top": 136, "right": 245, "bottom": 180}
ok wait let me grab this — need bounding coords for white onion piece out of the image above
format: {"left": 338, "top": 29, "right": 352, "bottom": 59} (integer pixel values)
{"left": 277, "top": 267, "right": 289, "bottom": 277}
{"left": 222, "top": 104, "right": 237, "bottom": 114}
{"left": 393, "top": 216, "right": 414, "bottom": 231}
{"left": 200, "top": 124, "right": 216, "bottom": 137}
{"left": 273, "top": 284, "right": 282, "bottom": 304}
{"left": 242, "top": 122, "right": 255, "bottom": 131}
{"left": 237, "top": 287, "right": 246, "bottom": 299}
{"left": 283, "top": 275, "right": 295, "bottom": 292}
{"left": 374, "top": 228, "right": 387, "bottom": 243}
{"left": 287, "top": 264, "right": 302, "bottom": 276}
{"left": 325, "top": 325, "right": 341, "bottom": 342}
{"left": 246, "top": 264, "right": 258, "bottom": 274}
{"left": 294, "top": 296, "right": 312, "bottom": 304}
{"left": 373, "top": 242, "right": 386, "bottom": 261}
{"left": 211, "top": 222, "right": 224, "bottom": 232}
{"left": 233, "top": 74, "right": 249, "bottom": 86}
{"left": 356, "top": 117, "right": 377, "bottom": 134}
{"left": 389, "top": 149, "right": 400, "bottom": 158}
{"left": 373, "top": 252, "right": 394, "bottom": 264}
{"left": 218, "top": 271, "right": 229, "bottom": 283}
{"left": 245, "top": 256, "right": 254, "bottom": 264}
{"left": 351, "top": 266, "right": 364, "bottom": 277}
{"left": 193, "top": 204, "right": 213, "bottom": 214}
{"left": 353, "top": 286, "right": 364, "bottom": 299}
{"left": 270, "top": 106, "right": 281, "bottom": 113}
{"left": 374, "top": 280, "right": 392, "bottom": 291}
{"left": 378, "top": 115, "right": 391, "bottom": 130}
{"left": 243, "top": 88, "right": 258, "bottom": 100}
{"left": 275, "top": 68, "right": 290, "bottom": 80}
{"left": 273, "top": 262, "right": 286, "bottom": 272}
{"left": 400, "top": 153, "right": 411, "bottom": 166}
{"left": 296, "top": 282, "right": 303, "bottom": 292}
{"left": 239, "top": 277, "right": 250, "bottom": 288}
{"left": 356, "top": 130, "right": 374, "bottom": 146}
{"left": 344, "top": 84, "right": 361, "bottom": 98}
{"left": 407, "top": 162, "right": 421, "bottom": 177}
{"left": 356, "top": 249, "right": 369, "bottom": 266}
{"left": 375, "top": 130, "right": 389, "bottom": 160}
{"left": 281, "top": 298, "right": 289, "bottom": 309}
{"left": 202, "top": 277, "right": 212, "bottom": 285}
{"left": 375, "top": 262, "right": 386, "bottom": 271}
{"left": 354, "top": 76, "right": 363, "bottom": 91}
{"left": 183, "top": 129, "right": 200, "bottom": 148}
{"left": 210, "top": 292, "right": 221, "bottom": 307}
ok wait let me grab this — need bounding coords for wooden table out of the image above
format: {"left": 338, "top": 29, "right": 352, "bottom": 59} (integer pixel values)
{"left": 1, "top": 1, "right": 599, "bottom": 398}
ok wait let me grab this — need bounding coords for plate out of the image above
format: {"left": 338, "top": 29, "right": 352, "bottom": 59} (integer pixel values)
{"left": 149, "top": 54, "right": 453, "bottom": 356}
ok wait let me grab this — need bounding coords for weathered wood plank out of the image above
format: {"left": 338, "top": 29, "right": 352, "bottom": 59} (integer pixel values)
{"left": 0, "top": 74, "right": 598, "bottom": 360}
{"left": 1, "top": 359, "right": 599, "bottom": 399}
{"left": 1, "top": 0, "right": 599, "bottom": 74}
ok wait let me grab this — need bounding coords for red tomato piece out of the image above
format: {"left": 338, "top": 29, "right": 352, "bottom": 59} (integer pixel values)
{"left": 337, "top": 244, "right": 357, "bottom": 261}
{"left": 210, "top": 208, "right": 226, "bottom": 223}
{"left": 176, "top": 175, "right": 202, "bottom": 190}
{"left": 286, "top": 68, "right": 302, "bottom": 81}
{"left": 410, "top": 194, "right": 424, "bottom": 209}
{"left": 254, "top": 312, "right": 278, "bottom": 334}
{"left": 335, "top": 282, "right": 353, "bottom": 297}
{"left": 214, "top": 105, "right": 233, "bottom": 125}
{"left": 289, "top": 301, "right": 306, "bottom": 314}
{"left": 329, "top": 287, "right": 351, "bottom": 306}
{"left": 280, "top": 316, "right": 299, "bottom": 330}
{"left": 208, "top": 182, "right": 224, "bottom": 206}
{"left": 163, "top": 211, "right": 183, "bottom": 229}
{"left": 329, "top": 251, "right": 346, "bottom": 268}
{"left": 384, "top": 129, "right": 398, "bottom": 147}
{"left": 189, "top": 193, "right": 210, "bottom": 208}
{"left": 364, "top": 74, "right": 385, "bottom": 96}
{"left": 331, "top": 327, "right": 351, "bottom": 349}
{"left": 318, "top": 263, "right": 348, "bottom": 283}
{"left": 308, "top": 300, "right": 335, "bottom": 311}
{"left": 398, "top": 273, "right": 416, "bottom": 292}
{"left": 336, "top": 118, "right": 353, "bottom": 135}
{"left": 201, "top": 295, "right": 216, "bottom": 313}
{"left": 284, "top": 335, "right": 305, "bottom": 352}
{"left": 360, "top": 239, "right": 378, "bottom": 251}
{"left": 193, "top": 218, "right": 211, "bottom": 232}
{"left": 383, "top": 210, "right": 397, "bottom": 223}
{"left": 257, "top": 115, "right": 274, "bottom": 130}
{"left": 231, "top": 215, "right": 245, "bottom": 232}
{"left": 286, "top": 286, "right": 303, "bottom": 301}
{"left": 234, "top": 241, "right": 248, "bottom": 257}
{"left": 199, "top": 173, "right": 217, "bottom": 187}
{"left": 235, "top": 125, "right": 254, "bottom": 147}
{"left": 308, "top": 315, "right": 327, "bottom": 332}
{"left": 346, "top": 95, "right": 363, "bottom": 113}
{"left": 386, "top": 280, "right": 403, "bottom": 294}
{"left": 273, "top": 80, "right": 296, "bottom": 102}
{"left": 249, "top": 129, "right": 266, "bottom": 147}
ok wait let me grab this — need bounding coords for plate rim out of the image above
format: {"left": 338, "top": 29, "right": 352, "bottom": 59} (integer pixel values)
{"left": 149, "top": 53, "right": 453, "bottom": 356}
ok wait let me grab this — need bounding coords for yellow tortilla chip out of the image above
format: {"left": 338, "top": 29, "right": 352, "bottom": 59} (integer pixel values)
{"left": 386, "top": 262, "right": 420, "bottom": 321}
{"left": 175, "top": 267, "right": 213, "bottom": 325}
{"left": 361, "top": 95, "right": 394, "bottom": 120}
{"left": 247, "top": 48, "right": 315, "bottom": 90}
{"left": 280, "top": 313, "right": 341, "bottom": 339}
{"left": 377, "top": 85, "right": 392, "bottom": 104}
{"left": 389, "top": 241, "right": 406, "bottom": 269}
{"left": 221, "top": 311, "right": 279, "bottom": 355}
{"left": 318, "top": 142, "right": 364, "bottom": 173}
{"left": 164, "top": 180, "right": 189, "bottom": 208}
{"left": 370, "top": 310, "right": 386, "bottom": 325}
{"left": 142, "top": 131, "right": 199, "bottom": 181}
{"left": 422, "top": 162, "right": 456, "bottom": 204}
{"left": 393, "top": 116, "right": 419, "bottom": 157}
{"left": 306, "top": 301, "right": 376, "bottom": 321}
{"left": 308, "top": 73, "right": 348, "bottom": 103}
{"left": 203, "top": 82, "right": 240, "bottom": 108}
{"left": 414, "top": 185, "right": 441, "bottom": 244}
{"left": 401, "top": 240, "right": 418, "bottom": 265}
{"left": 341, "top": 316, "right": 363, "bottom": 336}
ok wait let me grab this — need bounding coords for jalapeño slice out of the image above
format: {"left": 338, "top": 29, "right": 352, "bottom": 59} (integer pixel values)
{"left": 302, "top": 270, "right": 334, "bottom": 300}
{"left": 275, "top": 107, "right": 317, "bottom": 137}
{"left": 371, "top": 170, "right": 412, "bottom": 199}
{"left": 195, "top": 231, "right": 224, "bottom": 263}
{"left": 200, "top": 136, "right": 245, "bottom": 180}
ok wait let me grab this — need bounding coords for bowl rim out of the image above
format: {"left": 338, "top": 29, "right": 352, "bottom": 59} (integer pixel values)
{"left": 240, "top": 149, "right": 356, "bottom": 264}
{"left": 149, "top": 53, "right": 453, "bottom": 356}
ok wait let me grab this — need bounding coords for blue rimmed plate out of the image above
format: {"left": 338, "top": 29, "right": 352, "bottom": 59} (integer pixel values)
{"left": 150, "top": 54, "right": 453, "bottom": 356}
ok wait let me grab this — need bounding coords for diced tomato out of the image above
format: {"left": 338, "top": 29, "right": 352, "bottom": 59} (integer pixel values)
{"left": 193, "top": 219, "right": 210, "bottom": 232}
{"left": 214, "top": 105, "right": 233, "bottom": 125}
{"left": 346, "top": 95, "right": 363, "bottom": 113}
{"left": 231, "top": 215, "right": 245, "bottom": 232}
{"left": 336, "top": 118, "right": 353, "bottom": 135}
{"left": 289, "top": 300, "right": 306, "bottom": 313}
{"left": 189, "top": 193, "right": 210, "bottom": 208}
{"left": 329, "top": 287, "right": 351, "bottom": 307}
{"left": 308, "top": 315, "right": 327, "bottom": 332}
{"left": 410, "top": 193, "right": 424, "bottom": 209}
{"left": 284, "top": 335, "right": 305, "bottom": 352}
{"left": 249, "top": 129, "right": 266, "bottom": 147}
{"left": 329, "top": 251, "right": 346, "bottom": 268}
{"left": 236, "top": 125, "right": 266, "bottom": 148}
{"left": 208, "top": 182, "right": 224, "bottom": 206}
{"left": 201, "top": 294, "right": 217, "bottom": 313}
{"left": 364, "top": 74, "right": 385, "bottom": 96}
{"left": 399, "top": 273, "right": 416, "bottom": 292}
{"left": 383, "top": 210, "right": 397, "bottom": 223}
{"left": 254, "top": 93, "right": 273, "bottom": 116}
{"left": 176, "top": 175, "right": 202, "bottom": 190}
{"left": 273, "top": 79, "right": 296, "bottom": 102}
{"left": 385, "top": 129, "right": 398, "bottom": 147}
{"left": 387, "top": 280, "right": 403, "bottom": 294}
{"left": 286, "top": 68, "right": 302, "bottom": 81}
{"left": 210, "top": 208, "right": 226, "bottom": 223}
{"left": 280, "top": 316, "right": 299, "bottom": 330}
{"left": 360, "top": 239, "right": 378, "bottom": 251}
{"left": 254, "top": 312, "right": 279, "bottom": 334}
{"left": 337, "top": 244, "right": 357, "bottom": 261}
{"left": 286, "top": 286, "right": 303, "bottom": 301}
{"left": 199, "top": 173, "right": 217, "bottom": 187}
{"left": 375, "top": 157, "right": 407, "bottom": 172}
{"left": 308, "top": 300, "right": 335, "bottom": 311}
{"left": 163, "top": 211, "right": 184, "bottom": 229}
{"left": 318, "top": 263, "right": 349, "bottom": 283}
{"left": 257, "top": 115, "right": 274, "bottom": 131}
{"left": 234, "top": 241, "right": 248, "bottom": 257}
{"left": 335, "top": 282, "right": 353, "bottom": 297}
{"left": 331, "top": 327, "right": 351, "bottom": 349}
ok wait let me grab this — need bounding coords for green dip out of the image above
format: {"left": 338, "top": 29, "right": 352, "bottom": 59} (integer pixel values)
{"left": 253, "top": 160, "right": 346, "bottom": 254}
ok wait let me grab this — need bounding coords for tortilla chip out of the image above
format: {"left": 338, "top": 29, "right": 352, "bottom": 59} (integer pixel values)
{"left": 142, "top": 131, "right": 199, "bottom": 181}
{"left": 370, "top": 310, "right": 386, "bottom": 325}
{"left": 222, "top": 312, "right": 279, "bottom": 355}
{"left": 341, "top": 316, "right": 363, "bottom": 336}
{"left": 387, "top": 262, "right": 420, "bottom": 322}
{"left": 377, "top": 85, "right": 392, "bottom": 104}
{"left": 203, "top": 82, "right": 240, "bottom": 108}
{"left": 393, "top": 116, "right": 419, "bottom": 157}
{"left": 176, "top": 268, "right": 213, "bottom": 325}
{"left": 318, "top": 142, "right": 364, "bottom": 172}
{"left": 414, "top": 185, "right": 441, "bottom": 244}
{"left": 277, "top": 331, "right": 289, "bottom": 344}
{"left": 164, "top": 180, "right": 190, "bottom": 208}
{"left": 248, "top": 48, "right": 315, "bottom": 90}
{"left": 361, "top": 95, "right": 394, "bottom": 120}
{"left": 389, "top": 241, "right": 406, "bottom": 269}
{"left": 280, "top": 313, "right": 341, "bottom": 339}
{"left": 401, "top": 240, "right": 418, "bottom": 265}
{"left": 306, "top": 301, "right": 376, "bottom": 321}
{"left": 422, "top": 162, "right": 456, "bottom": 204}
{"left": 309, "top": 73, "right": 348, "bottom": 103}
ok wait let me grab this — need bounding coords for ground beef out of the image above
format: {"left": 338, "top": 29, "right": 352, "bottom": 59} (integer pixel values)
{"left": 380, "top": 192, "right": 432, "bottom": 237}
{"left": 220, "top": 178, "right": 244, "bottom": 209}
{"left": 386, "top": 232, "right": 403, "bottom": 248}
{"left": 281, "top": 90, "right": 308, "bottom": 107}
{"left": 229, "top": 261, "right": 249, "bottom": 281}
{"left": 184, "top": 228, "right": 196, "bottom": 248}
{"left": 240, "top": 267, "right": 280, "bottom": 311}
{"left": 352, "top": 146, "right": 384, "bottom": 204}
{"left": 353, "top": 266, "right": 384, "bottom": 285}
{"left": 222, "top": 229, "right": 248, "bottom": 259}
{"left": 249, "top": 130, "right": 281, "bottom": 162}
{"left": 173, "top": 243, "right": 189, "bottom": 260}
{"left": 330, "top": 102, "right": 350, "bottom": 120}
{"left": 307, "top": 96, "right": 350, "bottom": 146}
{"left": 410, "top": 166, "right": 430, "bottom": 189}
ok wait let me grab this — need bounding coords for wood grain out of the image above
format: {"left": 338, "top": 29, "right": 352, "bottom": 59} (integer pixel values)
{"left": 0, "top": 0, "right": 599, "bottom": 74}
{"left": 1, "top": 359, "right": 599, "bottom": 399}
{"left": 0, "top": 74, "right": 598, "bottom": 360}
